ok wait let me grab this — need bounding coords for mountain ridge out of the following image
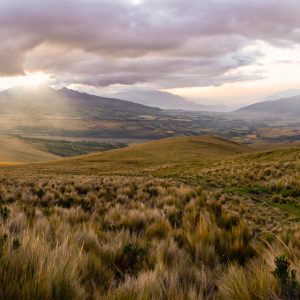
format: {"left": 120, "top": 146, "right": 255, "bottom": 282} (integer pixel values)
{"left": 236, "top": 94, "right": 300, "bottom": 118}
{"left": 0, "top": 86, "right": 163, "bottom": 117}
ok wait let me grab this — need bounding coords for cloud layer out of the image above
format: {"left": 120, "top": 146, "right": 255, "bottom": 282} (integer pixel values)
{"left": 1, "top": 0, "right": 300, "bottom": 88}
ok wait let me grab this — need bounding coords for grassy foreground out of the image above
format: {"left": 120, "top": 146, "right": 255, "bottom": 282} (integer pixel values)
{"left": 0, "top": 136, "right": 300, "bottom": 299}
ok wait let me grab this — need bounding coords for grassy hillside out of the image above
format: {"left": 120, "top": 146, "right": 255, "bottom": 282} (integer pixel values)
{"left": 0, "top": 136, "right": 58, "bottom": 163}
{"left": 21, "top": 137, "right": 127, "bottom": 157}
{"left": 21, "top": 135, "right": 252, "bottom": 176}
{"left": 1, "top": 136, "right": 300, "bottom": 299}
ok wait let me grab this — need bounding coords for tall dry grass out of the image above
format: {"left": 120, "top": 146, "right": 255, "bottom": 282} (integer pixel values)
{"left": 0, "top": 175, "right": 298, "bottom": 299}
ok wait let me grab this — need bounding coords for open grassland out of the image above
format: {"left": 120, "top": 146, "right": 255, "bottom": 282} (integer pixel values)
{"left": 0, "top": 176, "right": 299, "bottom": 299}
{"left": 1, "top": 136, "right": 300, "bottom": 299}
{"left": 188, "top": 147, "right": 300, "bottom": 238}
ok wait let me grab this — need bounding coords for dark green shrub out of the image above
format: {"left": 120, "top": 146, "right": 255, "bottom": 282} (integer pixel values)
{"left": 34, "top": 187, "right": 45, "bottom": 198}
{"left": 12, "top": 238, "right": 20, "bottom": 250}
{"left": 58, "top": 196, "right": 75, "bottom": 208}
{"left": 75, "top": 184, "right": 90, "bottom": 195}
{"left": 168, "top": 210, "right": 182, "bottom": 228}
{"left": 173, "top": 229, "right": 189, "bottom": 249}
{"left": 272, "top": 255, "right": 299, "bottom": 299}
{"left": 0, "top": 233, "right": 7, "bottom": 256}
{"left": 143, "top": 186, "right": 159, "bottom": 197}
{"left": 115, "top": 243, "right": 148, "bottom": 280}
{"left": 0, "top": 206, "right": 10, "bottom": 222}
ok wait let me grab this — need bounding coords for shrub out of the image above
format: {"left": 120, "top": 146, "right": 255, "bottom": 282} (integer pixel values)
{"left": 115, "top": 243, "right": 148, "bottom": 280}
{"left": 167, "top": 209, "right": 182, "bottom": 228}
{"left": 75, "top": 184, "right": 90, "bottom": 195}
{"left": 0, "top": 205, "right": 10, "bottom": 222}
{"left": 12, "top": 238, "right": 21, "bottom": 250}
{"left": 272, "top": 255, "right": 299, "bottom": 299}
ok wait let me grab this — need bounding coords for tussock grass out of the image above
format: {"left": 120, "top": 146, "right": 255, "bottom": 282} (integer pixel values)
{"left": 0, "top": 175, "right": 297, "bottom": 299}
{"left": 0, "top": 137, "right": 300, "bottom": 298}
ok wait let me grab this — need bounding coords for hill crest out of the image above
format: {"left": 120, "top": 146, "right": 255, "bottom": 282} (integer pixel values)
{"left": 23, "top": 135, "right": 253, "bottom": 175}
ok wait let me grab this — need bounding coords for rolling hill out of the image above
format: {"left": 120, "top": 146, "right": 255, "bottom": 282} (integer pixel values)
{"left": 14, "top": 135, "right": 253, "bottom": 175}
{"left": 0, "top": 135, "right": 58, "bottom": 163}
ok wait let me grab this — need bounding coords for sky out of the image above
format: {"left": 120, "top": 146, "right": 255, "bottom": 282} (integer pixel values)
{"left": 0, "top": 0, "right": 300, "bottom": 106}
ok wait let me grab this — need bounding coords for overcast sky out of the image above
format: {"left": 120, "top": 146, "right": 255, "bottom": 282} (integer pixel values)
{"left": 0, "top": 0, "right": 300, "bottom": 105}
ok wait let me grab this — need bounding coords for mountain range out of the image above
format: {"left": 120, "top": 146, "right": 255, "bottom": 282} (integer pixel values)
{"left": 2, "top": 85, "right": 300, "bottom": 143}
{"left": 236, "top": 94, "right": 300, "bottom": 118}
{"left": 109, "top": 89, "right": 231, "bottom": 112}
{"left": 0, "top": 85, "right": 162, "bottom": 117}
{"left": 0, "top": 85, "right": 255, "bottom": 141}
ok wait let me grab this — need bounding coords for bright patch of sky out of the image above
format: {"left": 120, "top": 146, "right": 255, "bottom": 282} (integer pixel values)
{"left": 167, "top": 42, "right": 300, "bottom": 106}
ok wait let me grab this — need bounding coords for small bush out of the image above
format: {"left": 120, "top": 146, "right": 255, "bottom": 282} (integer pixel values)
{"left": 12, "top": 238, "right": 20, "bottom": 250}
{"left": 0, "top": 206, "right": 10, "bottom": 221}
{"left": 272, "top": 255, "right": 299, "bottom": 299}
{"left": 115, "top": 243, "right": 148, "bottom": 280}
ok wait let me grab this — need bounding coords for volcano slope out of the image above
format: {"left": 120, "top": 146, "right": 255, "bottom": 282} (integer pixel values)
{"left": 0, "top": 136, "right": 299, "bottom": 299}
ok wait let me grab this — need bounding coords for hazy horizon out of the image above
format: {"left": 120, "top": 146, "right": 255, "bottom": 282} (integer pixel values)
{"left": 0, "top": 0, "right": 300, "bottom": 107}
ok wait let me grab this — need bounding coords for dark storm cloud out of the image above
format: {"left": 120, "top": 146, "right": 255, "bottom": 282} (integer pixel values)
{"left": 0, "top": 0, "right": 299, "bottom": 87}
